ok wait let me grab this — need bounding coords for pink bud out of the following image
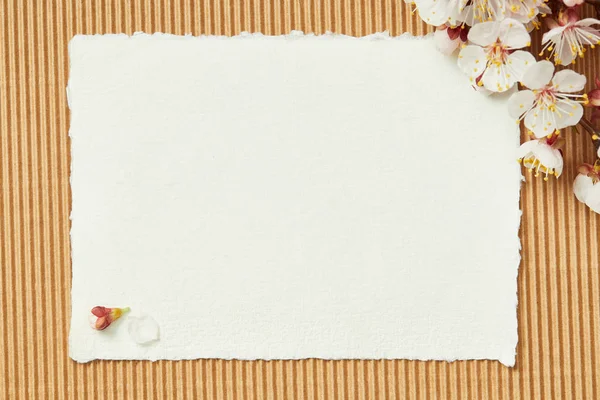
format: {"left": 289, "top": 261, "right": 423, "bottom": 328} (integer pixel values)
{"left": 89, "top": 306, "right": 130, "bottom": 330}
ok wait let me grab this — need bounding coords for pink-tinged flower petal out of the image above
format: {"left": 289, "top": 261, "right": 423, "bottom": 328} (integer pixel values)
{"left": 520, "top": 60, "right": 554, "bottom": 90}
{"left": 508, "top": 90, "right": 535, "bottom": 119}
{"left": 95, "top": 316, "right": 111, "bottom": 330}
{"left": 444, "top": 25, "right": 459, "bottom": 40}
{"left": 91, "top": 306, "right": 110, "bottom": 317}
{"left": 499, "top": 18, "right": 531, "bottom": 49}
{"left": 567, "top": 7, "right": 580, "bottom": 23}
{"left": 552, "top": 69, "right": 586, "bottom": 93}
{"left": 468, "top": 20, "right": 501, "bottom": 47}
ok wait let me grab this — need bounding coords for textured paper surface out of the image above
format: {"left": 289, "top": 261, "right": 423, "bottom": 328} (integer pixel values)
{"left": 68, "top": 33, "right": 521, "bottom": 366}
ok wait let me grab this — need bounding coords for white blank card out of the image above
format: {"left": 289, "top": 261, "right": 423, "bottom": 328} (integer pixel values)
{"left": 68, "top": 33, "right": 521, "bottom": 366}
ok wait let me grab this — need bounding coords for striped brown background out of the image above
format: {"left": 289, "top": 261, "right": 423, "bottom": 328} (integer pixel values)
{"left": 1, "top": 0, "right": 600, "bottom": 399}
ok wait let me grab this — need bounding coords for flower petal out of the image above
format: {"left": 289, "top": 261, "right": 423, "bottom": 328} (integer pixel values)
{"left": 552, "top": 69, "right": 586, "bottom": 93}
{"left": 478, "top": 48, "right": 534, "bottom": 93}
{"left": 576, "top": 18, "right": 600, "bottom": 27}
{"left": 499, "top": 18, "right": 531, "bottom": 49}
{"left": 531, "top": 142, "right": 563, "bottom": 170}
{"left": 468, "top": 20, "right": 501, "bottom": 47}
{"left": 551, "top": 32, "right": 577, "bottom": 66}
{"left": 524, "top": 104, "right": 556, "bottom": 138}
{"left": 516, "top": 139, "right": 538, "bottom": 158}
{"left": 508, "top": 90, "right": 535, "bottom": 119}
{"left": 434, "top": 28, "right": 460, "bottom": 55}
{"left": 128, "top": 315, "right": 160, "bottom": 345}
{"left": 95, "top": 316, "right": 111, "bottom": 330}
{"left": 555, "top": 99, "right": 583, "bottom": 129}
{"left": 585, "top": 185, "right": 600, "bottom": 214}
{"left": 414, "top": 0, "right": 455, "bottom": 26}
{"left": 541, "top": 26, "right": 565, "bottom": 44}
{"left": 481, "top": 63, "right": 513, "bottom": 92}
{"left": 574, "top": 174, "right": 594, "bottom": 203}
{"left": 91, "top": 306, "right": 110, "bottom": 317}
{"left": 520, "top": 60, "right": 554, "bottom": 90}
{"left": 506, "top": 50, "right": 535, "bottom": 82}
{"left": 554, "top": 158, "right": 564, "bottom": 177}
{"left": 457, "top": 45, "right": 486, "bottom": 83}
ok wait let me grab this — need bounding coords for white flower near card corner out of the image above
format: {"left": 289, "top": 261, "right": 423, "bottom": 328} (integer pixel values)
{"left": 517, "top": 137, "right": 564, "bottom": 180}
{"left": 541, "top": 9, "right": 600, "bottom": 66}
{"left": 508, "top": 60, "right": 587, "bottom": 138}
{"left": 573, "top": 162, "right": 600, "bottom": 213}
{"left": 457, "top": 18, "right": 534, "bottom": 93}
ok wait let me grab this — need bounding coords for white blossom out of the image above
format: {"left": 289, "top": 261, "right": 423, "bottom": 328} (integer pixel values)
{"left": 458, "top": 18, "right": 534, "bottom": 92}
{"left": 541, "top": 9, "right": 600, "bottom": 66}
{"left": 508, "top": 60, "right": 587, "bottom": 138}
{"left": 517, "top": 137, "right": 564, "bottom": 180}
{"left": 573, "top": 163, "right": 600, "bottom": 213}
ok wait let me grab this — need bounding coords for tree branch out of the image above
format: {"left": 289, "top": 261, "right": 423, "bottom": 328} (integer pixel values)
{"left": 579, "top": 117, "right": 598, "bottom": 136}
{"left": 579, "top": 117, "right": 600, "bottom": 155}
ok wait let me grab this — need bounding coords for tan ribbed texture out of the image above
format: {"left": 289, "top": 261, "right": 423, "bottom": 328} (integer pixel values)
{"left": 1, "top": 1, "right": 599, "bottom": 398}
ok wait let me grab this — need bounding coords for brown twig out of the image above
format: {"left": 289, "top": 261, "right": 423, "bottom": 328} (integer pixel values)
{"left": 578, "top": 117, "right": 600, "bottom": 154}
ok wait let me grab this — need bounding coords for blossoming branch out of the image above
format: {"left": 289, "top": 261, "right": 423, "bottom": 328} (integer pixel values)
{"left": 406, "top": 0, "right": 600, "bottom": 213}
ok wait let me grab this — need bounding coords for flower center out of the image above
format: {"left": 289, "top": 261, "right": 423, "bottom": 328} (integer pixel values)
{"left": 485, "top": 41, "right": 509, "bottom": 66}
{"left": 535, "top": 87, "right": 557, "bottom": 109}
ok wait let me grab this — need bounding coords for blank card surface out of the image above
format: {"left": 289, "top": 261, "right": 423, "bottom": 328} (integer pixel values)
{"left": 68, "top": 33, "right": 521, "bottom": 366}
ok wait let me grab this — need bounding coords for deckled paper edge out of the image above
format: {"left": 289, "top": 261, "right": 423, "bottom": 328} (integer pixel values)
{"left": 67, "top": 31, "right": 522, "bottom": 367}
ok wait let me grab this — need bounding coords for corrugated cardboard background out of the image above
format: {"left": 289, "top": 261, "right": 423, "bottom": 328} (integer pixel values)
{"left": 1, "top": 1, "right": 599, "bottom": 398}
